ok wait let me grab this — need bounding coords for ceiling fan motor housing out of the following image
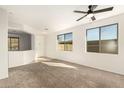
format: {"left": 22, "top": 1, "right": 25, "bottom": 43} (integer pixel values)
{"left": 88, "top": 10, "right": 93, "bottom": 14}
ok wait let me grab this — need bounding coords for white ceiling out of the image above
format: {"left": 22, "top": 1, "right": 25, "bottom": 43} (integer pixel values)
{"left": 1, "top": 5, "right": 124, "bottom": 33}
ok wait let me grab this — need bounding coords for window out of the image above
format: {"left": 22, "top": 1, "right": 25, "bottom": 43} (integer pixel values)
{"left": 101, "top": 24, "right": 118, "bottom": 54}
{"left": 57, "top": 32, "right": 72, "bottom": 51}
{"left": 8, "top": 37, "right": 19, "bottom": 51}
{"left": 87, "top": 23, "right": 118, "bottom": 54}
{"left": 58, "top": 34, "right": 65, "bottom": 51}
{"left": 87, "top": 28, "right": 100, "bottom": 52}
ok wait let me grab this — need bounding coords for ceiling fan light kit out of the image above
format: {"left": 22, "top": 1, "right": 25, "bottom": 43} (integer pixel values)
{"left": 87, "top": 13, "right": 94, "bottom": 18}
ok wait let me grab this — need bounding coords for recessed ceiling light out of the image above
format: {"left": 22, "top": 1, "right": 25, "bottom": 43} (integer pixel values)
{"left": 44, "top": 28, "right": 48, "bottom": 30}
{"left": 8, "top": 11, "right": 13, "bottom": 15}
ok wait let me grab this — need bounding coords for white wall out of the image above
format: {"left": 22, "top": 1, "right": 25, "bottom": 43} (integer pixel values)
{"left": 35, "top": 35, "right": 45, "bottom": 58}
{"left": 8, "top": 33, "right": 45, "bottom": 68}
{"left": 0, "top": 7, "right": 46, "bottom": 79}
{"left": 46, "top": 13, "right": 124, "bottom": 75}
{"left": 9, "top": 50, "right": 35, "bottom": 68}
{"left": 0, "top": 8, "right": 8, "bottom": 79}
{"left": 8, "top": 22, "right": 46, "bottom": 68}
{"left": 8, "top": 34, "right": 45, "bottom": 68}
{"left": 23, "top": 25, "right": 46, "bottom": 58}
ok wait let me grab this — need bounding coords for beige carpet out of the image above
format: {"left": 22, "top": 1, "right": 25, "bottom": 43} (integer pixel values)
{"left": 0, "top": 58, "right": 124, "bottom": 88}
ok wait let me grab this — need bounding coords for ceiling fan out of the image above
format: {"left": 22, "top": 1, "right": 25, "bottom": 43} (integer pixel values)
{"left": 74, "top": 5, "right": 114, "bottom": 21}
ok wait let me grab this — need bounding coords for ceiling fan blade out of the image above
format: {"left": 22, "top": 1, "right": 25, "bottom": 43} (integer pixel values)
{"left": 91, "top": 5, "right": 98, "bottom": 10}
{"left": 93, "top": 7, "right": 113, "bottom": 14}
{"left": 76, "top": 14, "right": 88, "bottom": 21}
{"left": 91, "top": 16, "right": 96, "bottom": 21}
{"left": 74, "top": 10, "right": 87, "bottom": 14}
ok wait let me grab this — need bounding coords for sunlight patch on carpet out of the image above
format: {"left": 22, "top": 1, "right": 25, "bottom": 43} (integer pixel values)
{"left": 42, "top": 62, "right": 77, "bottom": 69}
{"left": 37, "top": 57, "right": 51, "bottom": 61}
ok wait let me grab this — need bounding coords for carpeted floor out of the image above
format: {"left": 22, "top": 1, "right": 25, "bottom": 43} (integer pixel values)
{"left": 0, "top": 57, "right": 124, "bottom": 88}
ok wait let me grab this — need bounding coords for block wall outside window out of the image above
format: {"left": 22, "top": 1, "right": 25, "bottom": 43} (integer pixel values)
{"left": 8, "top": 37, "right": 19, "bottom": 51}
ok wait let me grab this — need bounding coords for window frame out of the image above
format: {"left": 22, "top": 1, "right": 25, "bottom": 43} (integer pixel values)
{"left": 86, "top": 23, "right": 118, "bottom": 54}
{"left": 57, "top": 32, "right": 73, "bottom": 51}
{"left": 8, "top": 37, "right": 20, "bottom": 51}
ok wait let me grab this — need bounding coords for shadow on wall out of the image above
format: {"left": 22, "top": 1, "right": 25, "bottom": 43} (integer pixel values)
{"left": 8, "top": 29, "right": 33, "bottom": 51}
